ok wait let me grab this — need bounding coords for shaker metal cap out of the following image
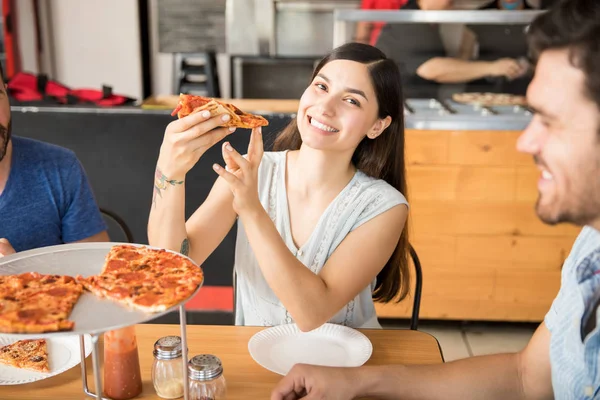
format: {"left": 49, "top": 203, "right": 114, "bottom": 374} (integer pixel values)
{"left": 153, "top": 336, "right": 183, "bottom": 360}
{"left": 188, "top": 354, "right": 223, "bottom": 381}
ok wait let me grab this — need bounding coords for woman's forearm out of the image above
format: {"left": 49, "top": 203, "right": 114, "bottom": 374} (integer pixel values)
{"left": 416, "top": 57, "right": 493, "bottom": 83}
{"left": 354, "top": 22, "right": 373, "bottom": 43}
{"left": 241, "top": 209, "right": 331, "bottom": 331}
{"left": 148, "top": 167, "right": 188, "bottom": 252}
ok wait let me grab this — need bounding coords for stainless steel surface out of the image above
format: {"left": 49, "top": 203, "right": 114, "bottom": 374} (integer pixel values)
{"left": 157, "top": 0, "right": 226, "bottom": 53}
{"left": 180, "top": 306, "right": 190, "bottom": 400}
{"left": 89, "top": 334, "right": 107, "bottom": 400}
{"left": 226, "top": 0, "right": 260, "bottom": 55}
{"left": 403, "top": 98, "right": 532, "bottom": 130}
{"left": 154, "top": 336, "right": 183, "bottom": 360}
{"left": 227, "top": 0, "right": 358, "bottom": 57}
{"left": 188, "top": 355, "right": 224, "bottom": 381}
{"left": 334, "top": 9, "right": 544, "bottom": 23}
{"left": 333, "top": 9, "right": 545, "bottom": 47}
{"left": 277, "top": 2, "right": 357, "bottom": 57}
{"left": 0, "top": 242, "right": 203, "bottom": 339}
{"left": 256, "top": 0, "right": 277, "bottom": 56}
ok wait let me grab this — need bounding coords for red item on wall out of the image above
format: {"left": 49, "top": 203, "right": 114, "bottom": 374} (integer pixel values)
{"left": 7, "top": 72, "right": 135, "bottom": 106}
{"left": 7, "top": 72, "right": 69, "bottom": 101}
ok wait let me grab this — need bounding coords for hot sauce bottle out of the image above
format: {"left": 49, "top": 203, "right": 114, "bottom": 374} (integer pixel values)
{"left": 104, "top": 326, "right": 143, "bottom": 400}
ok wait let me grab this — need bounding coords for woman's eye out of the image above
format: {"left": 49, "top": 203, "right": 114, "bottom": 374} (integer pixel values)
{"left": 345, "top": 98, "right": 360, "bottom": 106}
{"left": 315, "top": 83, "right": 327, "bottom": 91}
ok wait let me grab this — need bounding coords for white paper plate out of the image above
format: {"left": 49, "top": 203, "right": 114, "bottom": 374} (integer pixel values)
{"left": 0, "top": 335, "right": 92, "bottom": 385}
{"left": 248, "top": 323, "right": 373, "bottom": 375}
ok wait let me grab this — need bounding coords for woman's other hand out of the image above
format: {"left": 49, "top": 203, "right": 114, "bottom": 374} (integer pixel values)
{"left": 212, "top": 127, "right": 264, "bottom": 216}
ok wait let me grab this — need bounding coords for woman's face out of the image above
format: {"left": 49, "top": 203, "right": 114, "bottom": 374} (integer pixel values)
{"left": 297, "top": 60, "right": 390, "bottom": 154}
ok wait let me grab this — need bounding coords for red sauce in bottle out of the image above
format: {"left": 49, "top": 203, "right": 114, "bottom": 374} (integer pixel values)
{"left": 104, "top": 326, "right": 143, "bottom": 400}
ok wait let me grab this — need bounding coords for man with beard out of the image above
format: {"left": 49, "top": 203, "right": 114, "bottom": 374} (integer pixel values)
{"left": 0, "top": 67, "right": 108, "bottom": 257}
{"left": 271, "top": 0, "right": 600, "bottom": 399}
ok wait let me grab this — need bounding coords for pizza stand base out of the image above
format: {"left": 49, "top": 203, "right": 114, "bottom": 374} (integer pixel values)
{"left": 0, "top": 242, "right": 202, "bottom": 400}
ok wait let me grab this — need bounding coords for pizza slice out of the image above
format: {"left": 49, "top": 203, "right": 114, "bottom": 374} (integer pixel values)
{"left": 0, "top": 339, "right": 50, "bottom": 373}
{"left": 77, "top": 245, "right": 204, "bottom": 313}
{"left": 0, "top": 273, "right": 83, "bottom": 333}
{"left": 171, "top": 94, "right": 269, "bottom": 129}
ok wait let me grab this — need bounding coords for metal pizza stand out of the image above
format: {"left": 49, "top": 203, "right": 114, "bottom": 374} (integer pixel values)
{"left": 0, "top": 242, "right": 202, "bottom": 400}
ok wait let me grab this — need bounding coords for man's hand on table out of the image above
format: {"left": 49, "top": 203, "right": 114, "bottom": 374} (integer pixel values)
{"left": 0, "top": 238, "right": 15, "bottom": 257}
{"left": 271, "top": 364, "right": 359, "bottom": 400}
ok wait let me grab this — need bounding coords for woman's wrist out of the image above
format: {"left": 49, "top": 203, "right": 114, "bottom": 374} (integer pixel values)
{"left": 155, "top": 161, "right": 186, "bottom": 183}
{"left": 238, "top": 203, "right": 267, "bottom": 225}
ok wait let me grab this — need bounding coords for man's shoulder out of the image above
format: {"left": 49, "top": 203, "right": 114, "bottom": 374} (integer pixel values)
{"left": 562, "top": 226, "right": 600, "bottom": 272}
{"left": 573, "top": 226, "right": 600, "bottom": 255}
{"left": 13, "top": 136, "right": 78, "bottom": 165}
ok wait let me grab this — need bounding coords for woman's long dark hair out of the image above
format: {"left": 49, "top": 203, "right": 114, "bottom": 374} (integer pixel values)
{"left": 273, "top": 42, "right": 410, "bottom": 303}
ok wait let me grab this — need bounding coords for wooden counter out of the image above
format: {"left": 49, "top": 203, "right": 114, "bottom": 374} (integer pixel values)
{"left": 0, "top": 324, "right": 443, "bottom": 399}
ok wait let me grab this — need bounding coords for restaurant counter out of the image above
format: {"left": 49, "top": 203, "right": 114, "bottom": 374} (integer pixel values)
{"left": 10, "top": 99, "right": 578, "bottom": 322}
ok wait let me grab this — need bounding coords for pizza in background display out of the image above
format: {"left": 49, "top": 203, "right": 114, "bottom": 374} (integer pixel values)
{"left": 452, "top": 92, "right": 528, "bottom": 106}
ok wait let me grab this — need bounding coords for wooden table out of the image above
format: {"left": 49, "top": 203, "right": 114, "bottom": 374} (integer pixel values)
{"left": 0, "top": 324, "right": 443, "bottom": 399}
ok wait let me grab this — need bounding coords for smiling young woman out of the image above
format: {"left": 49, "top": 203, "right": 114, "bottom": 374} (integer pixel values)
{"left": 149, "top": 42, "right": 410, "bottom": 331}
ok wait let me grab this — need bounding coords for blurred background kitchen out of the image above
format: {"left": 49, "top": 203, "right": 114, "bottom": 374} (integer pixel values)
{"left": 1, "top": 0, "right": 571, "bottom": 362}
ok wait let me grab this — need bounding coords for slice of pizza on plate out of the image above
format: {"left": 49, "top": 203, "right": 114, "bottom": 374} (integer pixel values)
{"left": 0, "top": 339, "right": 49, "bottom": 373}
{"left": 171, "top": 94, "right": 269, "bottom": 129}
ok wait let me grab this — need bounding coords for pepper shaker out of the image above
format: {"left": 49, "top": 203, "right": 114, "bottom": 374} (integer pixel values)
{"left": 188, "top": 355, "right": 227, "bottom": 400}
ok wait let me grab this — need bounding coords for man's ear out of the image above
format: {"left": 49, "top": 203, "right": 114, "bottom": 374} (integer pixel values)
{"left": 367, "top": 116, "right": 392, "bottom": 139}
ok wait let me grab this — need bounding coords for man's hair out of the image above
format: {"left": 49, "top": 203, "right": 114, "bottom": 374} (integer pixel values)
{"left": 527, "top": 0, "right": 600, "bottom": 111}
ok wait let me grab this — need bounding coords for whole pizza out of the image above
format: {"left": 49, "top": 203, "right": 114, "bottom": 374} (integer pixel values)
{"left": 0, "top": 245, "right": 203, "bottom": 334}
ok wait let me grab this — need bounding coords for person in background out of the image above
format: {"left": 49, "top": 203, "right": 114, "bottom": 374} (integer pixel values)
{"left": 373, "top": 0, "right": 528, "bottom": 99}
{"left": 406, "top": 0, "right": 529, "bottom": 84}
{"left": 0, "top": 65, "right": 108, "bottom": 258}
{"left": 354, "top": 0, "right": 408, "bottom": 46}
{"left": 149, "top": 43, "right": 410, "bottom": 332}
{"left": 271, "top": 0, "right": 600, "bottom": 398}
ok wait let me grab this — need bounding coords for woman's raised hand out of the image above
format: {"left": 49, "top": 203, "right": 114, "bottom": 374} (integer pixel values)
{"left": 213, "top": 127, "right": 264, "bottom": 216}
{"left": 157, "top": 111, "right": 236, "bottom": 180}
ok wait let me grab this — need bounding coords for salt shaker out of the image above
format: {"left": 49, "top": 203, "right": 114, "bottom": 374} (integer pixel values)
{"left": 188, "top": 355, "right": 227, "bottom": 400}
{"left": 152, "top": 336, "right": 185, "bottom": 399}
